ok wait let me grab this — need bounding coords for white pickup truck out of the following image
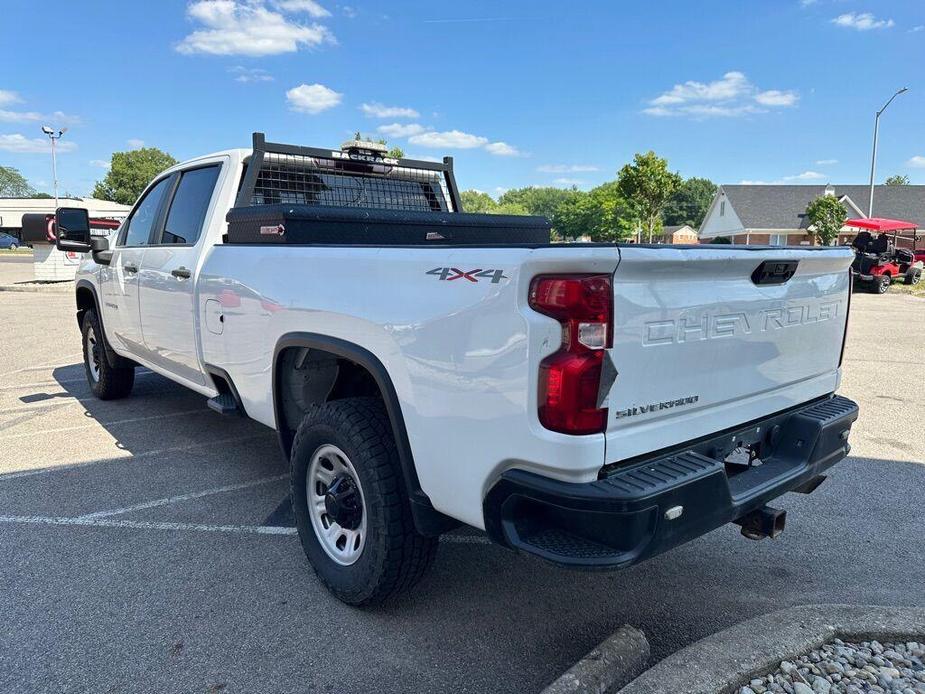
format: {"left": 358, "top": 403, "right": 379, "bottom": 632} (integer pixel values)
{"left": 56, "top": 133, "right": 858, "bottom": 605}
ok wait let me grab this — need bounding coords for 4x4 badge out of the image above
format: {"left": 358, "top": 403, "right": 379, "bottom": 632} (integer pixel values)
{"left": 426, "top": 267, "right": 507, "bottom": 284}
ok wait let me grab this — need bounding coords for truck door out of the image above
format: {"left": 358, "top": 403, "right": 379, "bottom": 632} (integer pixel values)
{"left": 99, "top": 175, "right": 173, "bottom": 357}
{"left": 138, "top": 163, "right": 222, "bottom": 386}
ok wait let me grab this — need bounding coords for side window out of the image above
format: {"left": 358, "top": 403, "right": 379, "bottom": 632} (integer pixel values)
{"left": 120, "top": 176, "right": 171, "bottom": 247}
{"left": 159, "top": 165, "right": 221, "bottom": 245}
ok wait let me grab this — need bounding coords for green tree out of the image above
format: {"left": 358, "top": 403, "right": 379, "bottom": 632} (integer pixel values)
{"left": 493, "top": 201, "right": 529, "bottom": 215}
{"left": 617, "top": 151, "right": 681, "bottom": 243}
{"left": 663, "top": 177, "right": 716, "bottom": 228}
{"left": 0, "top": 166, "right": 35, "bottom": 197}
{"left": 386, "top": 146, "right": 404, "bottom": 159}
{"left": 884, "top": 174, "right": 910, "bottom": 186}
{"left": 556, "top": 182, "right": 634, "bottom": 242}
{"left": 710, "top": 236, "right": 732, "bottom": 244}
{"left": 805, "top": 195, "right": 846, "bottom": 246}
{"left": 460, "top": 190, "right": 497, "bottom": 213}
{"left": 498, "top": 186, "right": 581, "bottom": 228}
{"left": 92, "top": 148, "right": 178, "bottom": 204}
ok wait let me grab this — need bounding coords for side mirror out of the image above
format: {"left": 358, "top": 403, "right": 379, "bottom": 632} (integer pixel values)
{"left": 54, "top": 207, "right": 92, "bottom": 253}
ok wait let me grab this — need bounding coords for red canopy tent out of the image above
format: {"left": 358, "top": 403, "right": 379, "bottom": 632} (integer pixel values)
{"left": 844, "top": 217, "right": 918, "bottom": 232}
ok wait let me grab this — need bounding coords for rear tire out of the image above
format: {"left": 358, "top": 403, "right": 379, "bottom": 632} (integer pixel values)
{"left": 904, "top": 269, "right": 921, "bottom": 286}
{"left": 290, "top": 397, "right": 437, "bottom": 606}
{"left": 875, "top": 275, "right": 891, "bottom": 294}
{"left": 82, "top": 309, "right": 134, "bottom": 399}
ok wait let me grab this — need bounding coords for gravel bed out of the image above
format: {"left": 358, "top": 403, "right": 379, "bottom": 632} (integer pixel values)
{"left": 737, "top": 639, "right": 925, "bottom": 694}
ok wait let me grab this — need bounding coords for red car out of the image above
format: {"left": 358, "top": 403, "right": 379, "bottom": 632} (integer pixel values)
{"left": 848, "top": 218, "right": 924, "bottom": 293}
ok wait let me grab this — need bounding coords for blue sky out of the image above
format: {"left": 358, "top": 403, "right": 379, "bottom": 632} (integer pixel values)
{"left": 2, "top": 0, "right": 924, "bottom": 198}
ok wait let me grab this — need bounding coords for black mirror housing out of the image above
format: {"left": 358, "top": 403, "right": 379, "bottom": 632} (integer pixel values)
{"left": 54, "top": 207, "right": 92, "bottom": 253}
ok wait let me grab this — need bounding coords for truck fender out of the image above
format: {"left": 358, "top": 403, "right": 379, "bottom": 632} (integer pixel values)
{"left": 272, "top": 332, "right": 457, "bottom": 537}
{"left": 75, "top": 280, "right": 133, "bottom": 370}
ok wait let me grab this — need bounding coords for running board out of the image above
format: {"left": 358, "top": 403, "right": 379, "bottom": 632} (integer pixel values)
{"left": 207, "top": 392, "right": 240, "bottom": 416}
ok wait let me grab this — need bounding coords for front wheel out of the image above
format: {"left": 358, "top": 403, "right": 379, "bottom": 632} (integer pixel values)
{"left": 290, "top": 397, "right": 437, "bottom": 605}
{"left": 82, "top": 309, "right": 135, "bottom": 399}
{"left": 905, "top": 269, "right": 921, "bottom": 286}
{"left": 875, "top": 275, "right": 891, "bottom": 294}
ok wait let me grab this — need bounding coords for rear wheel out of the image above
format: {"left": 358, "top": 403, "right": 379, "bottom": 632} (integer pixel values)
{"left": 875, "top": 274, "right": 891, "bottom": 294}
{"left": 82, "top": 309, "right": 135, "bottom": 399}
{"left": 290, "top": 397, "right": 437, "bottom": 605}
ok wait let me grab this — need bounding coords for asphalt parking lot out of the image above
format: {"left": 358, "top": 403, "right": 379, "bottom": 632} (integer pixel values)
{"left": 1, "top": 261, "right": 923, "bottom": 694}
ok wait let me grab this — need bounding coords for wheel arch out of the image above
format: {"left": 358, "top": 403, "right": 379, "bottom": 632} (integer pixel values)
{"left": 75, "top": 280, "right": 132, "bottom": 369}
{"left": 272, "top": 332, "right": 457, "bottom": 536}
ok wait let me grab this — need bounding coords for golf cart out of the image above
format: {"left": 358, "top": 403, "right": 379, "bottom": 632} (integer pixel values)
{"left": 847, "top": 217, "right": 923, "bottom": 294}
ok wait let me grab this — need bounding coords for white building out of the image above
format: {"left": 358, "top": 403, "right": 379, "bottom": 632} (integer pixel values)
{"left": 699, "top": 184, "right": 925, "bottom": 245}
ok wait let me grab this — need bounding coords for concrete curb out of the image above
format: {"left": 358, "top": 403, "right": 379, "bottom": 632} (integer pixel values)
{"left": 618, "top": 604, "right": 925, "bottom": 694}
{"left": 0, "top": 281, "right": 73, "bottom": 293}
{"left": 542, "top": 625, "right": 649, "bottom": 694}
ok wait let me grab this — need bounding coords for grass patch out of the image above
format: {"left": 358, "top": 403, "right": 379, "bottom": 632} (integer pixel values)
{"left": 889, "top": 282, "right": 925, "bottom": 298}
{"left": 0, "top": 248, "right": 32, "bottom": 255}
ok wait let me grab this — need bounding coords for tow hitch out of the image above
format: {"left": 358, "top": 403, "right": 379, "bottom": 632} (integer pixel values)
{"left": 735, "top": 506, "right": 786, "bottom": 540}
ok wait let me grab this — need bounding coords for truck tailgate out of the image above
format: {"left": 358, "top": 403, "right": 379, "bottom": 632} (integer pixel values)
{"left": 604, "top": 245, "right": 853, "bottom": 464}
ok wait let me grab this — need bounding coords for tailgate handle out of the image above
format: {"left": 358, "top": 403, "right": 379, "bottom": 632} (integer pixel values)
{"left": 752, "top": 260, "right": 798, "bottom": 285}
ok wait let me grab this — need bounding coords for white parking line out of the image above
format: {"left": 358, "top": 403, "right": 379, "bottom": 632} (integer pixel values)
{"left": 0, "top": 515, "right": 297, "bottom": 536}
{"left": 0, "top": 515, "right": 493, "bottom": 544}
{"left": 78, "top": 474, "right": 289, "bottom": 519}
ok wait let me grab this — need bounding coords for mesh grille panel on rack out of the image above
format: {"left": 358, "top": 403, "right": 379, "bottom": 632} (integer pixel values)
{"left": 250, "top": 151, "right": 450, "bottom": 212}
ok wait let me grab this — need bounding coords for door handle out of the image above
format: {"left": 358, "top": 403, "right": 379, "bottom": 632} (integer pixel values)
{"left": 171, "top": 266, "right": 192, "bottom": 279}
{"left": 123, "top": 262, "right": 138, "bottom": 274}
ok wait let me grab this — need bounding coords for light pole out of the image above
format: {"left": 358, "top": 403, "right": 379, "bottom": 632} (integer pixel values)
{"left": 41, "top": 125, "right": 67, "bottom": 207}
{"left": 867, "top": 87, "right": 907, "bottom": 217}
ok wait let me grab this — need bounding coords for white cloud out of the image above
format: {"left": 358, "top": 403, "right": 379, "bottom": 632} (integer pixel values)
{"left": 286, "top": 83, "right": 342, "bottom": 114}
{"left": 815, "top": 159, "right": 838, "bottom": 165}
{"left": 273, "top": 0, "right": 330, "bottom": 17}
{"left": 0, "top": 133, "right": 77, "bottom": 154}
{"left": 738, "top": 179, "right": 773, "bottom": 185}
{"left": 376, "top": 122, "right": 426, "bottom": 138}
{"left": 553, "top": 178, "right": 586, "bottom": 186}
{"left": 0, "top": 89, "right": 22, "bottom": 106}
{"left": 911, "top": 25, "right": 925, "bottom": 33}
{"left": 90, "top": 159, "right": 111, "bottom": 169}
{"left": 755, "top": 90, "right": 799, "bottom": 107}
{"left": 127, "top": 139, "right": 145, "bottom": 149}
{"left": 408, "top": 129, "right": 489, "bottom": 149}
{"left": 484, "top": 141, "right": 521, "bottom": 157}
{"left": 360, "top": 102, "right": 420, "bottom": 119}
{"left": 799, "top": 0, "right": 817, "bottom": 6}
{"left": 176, "top": 0, "right": 334, "bottom": 56}
{"left": 0, "top": 109, "right": 80, "bottom": 125}
{"left": 831, "top": 12, "right": 894, "bottom": 31}
{"left": 908, "top": 156, "right": 925, "bottom": 168}
{"left": 342, "top": 5, "right": 357, "bottom": 18}
{"left": 229, "top": 66, "right": 274, "bottom": 82}
{"left": 644, "top": 71, "right": 798, "bottom": 118}
{"left": 538, "top": 164, "right": 599, "bottom": 173}
{"left": 782, "top": 170, "right": 826, "bottom": 181}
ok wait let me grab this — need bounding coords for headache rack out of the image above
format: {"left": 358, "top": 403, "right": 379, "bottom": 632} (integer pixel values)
{"left": 226, "top": 132, "right": 551, "bottom": 246}
{"left": 236, "top": 132, "right": 462, "bottom": 213}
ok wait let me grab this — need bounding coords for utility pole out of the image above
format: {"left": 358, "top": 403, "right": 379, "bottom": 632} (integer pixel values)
{"left": 867, "top": 88, "right": 907, "bottom": 217}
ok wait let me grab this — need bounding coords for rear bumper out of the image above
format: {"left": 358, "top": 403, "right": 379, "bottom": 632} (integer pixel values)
{"left": 483, "top": 395, "right": 859, "bottom": 569}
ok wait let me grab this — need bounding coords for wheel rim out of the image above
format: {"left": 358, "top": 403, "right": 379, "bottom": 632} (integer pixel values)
{"left": 85, "top": 325, "right": 101, "bottom": 382}
{"left": 306, "top": 444, "right": 367, "bottom": 566}
{"left": 881, "top": 277, "right": 890, "bottom": 291}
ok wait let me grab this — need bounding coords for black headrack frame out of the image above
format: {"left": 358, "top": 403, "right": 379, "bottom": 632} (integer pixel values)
{"left": 234, "top": 132, "right": 463, "bottom": 213}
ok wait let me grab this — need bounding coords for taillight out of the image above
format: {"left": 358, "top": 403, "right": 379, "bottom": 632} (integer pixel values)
{"left": 529, "top": 274, "right": 613, "bottom": 435}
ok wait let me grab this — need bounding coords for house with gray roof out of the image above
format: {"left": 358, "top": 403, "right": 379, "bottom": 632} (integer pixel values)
{"left": 698, "top": 184, "right": 925, "bottom": 245}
